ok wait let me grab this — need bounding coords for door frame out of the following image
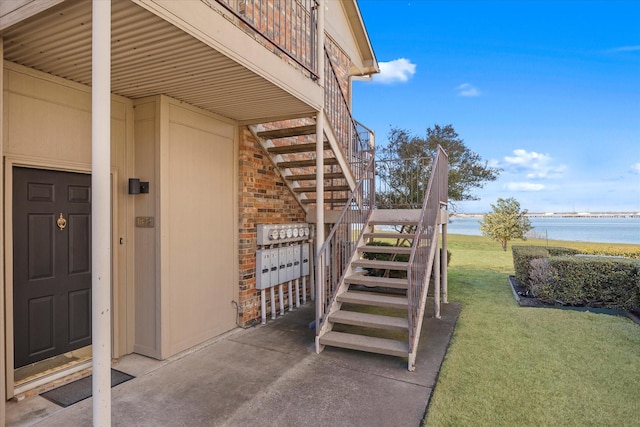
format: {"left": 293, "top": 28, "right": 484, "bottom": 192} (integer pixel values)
{"left": 3, "top": 156, "right": 120, "bottom": 398}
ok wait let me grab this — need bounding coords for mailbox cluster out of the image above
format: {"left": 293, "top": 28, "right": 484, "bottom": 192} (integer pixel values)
{"left": 256, "top": 244, "right": 309, "bottom": 290}
{"left": 255, "top": 223, "right": 312, "bottom": 324}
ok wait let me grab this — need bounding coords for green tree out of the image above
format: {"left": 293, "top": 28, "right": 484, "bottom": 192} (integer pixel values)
{"left": 377, "top": 125, "right": 501, "bottom": 209}
{"left": 480, "top": 197, "right": 533, "bottom": 251}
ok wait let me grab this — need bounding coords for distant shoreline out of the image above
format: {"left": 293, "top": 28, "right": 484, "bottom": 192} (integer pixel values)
{"left": 452, "top": 212, "right": 640, "bottom": 218}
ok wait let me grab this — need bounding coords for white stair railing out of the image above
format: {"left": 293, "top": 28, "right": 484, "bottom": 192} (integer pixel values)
{"left": 406, "top": 146, "right": 448, "bottom": 371}
{"left": 315, "top": 155, "right": 375, "bottom": 338}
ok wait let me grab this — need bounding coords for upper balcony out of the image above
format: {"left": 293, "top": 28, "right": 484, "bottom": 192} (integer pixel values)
{"left": 216, "top": 0, "right": 318, "bottom": 80}
{"left": 0, "top": 0, "right": 326, "bottom": 124}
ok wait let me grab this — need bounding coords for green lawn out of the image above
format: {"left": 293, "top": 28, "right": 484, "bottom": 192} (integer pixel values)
{"left": 424, "top": 235, "right": 640, "bottom": 426}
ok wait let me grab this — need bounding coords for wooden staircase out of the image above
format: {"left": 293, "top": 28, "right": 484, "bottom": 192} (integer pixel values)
{"left": 250, "top": 120, "right": 355, "bottom": 210}
{"left": 250, "top": 118, "right": 448, "bottom": 370}
{"left": 317, "top": 211, "right": 423, "bottom": 360}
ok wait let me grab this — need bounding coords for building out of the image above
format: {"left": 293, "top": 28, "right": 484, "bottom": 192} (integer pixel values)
{"left": 0, "top": 0, "right": 447, "bottom": 419}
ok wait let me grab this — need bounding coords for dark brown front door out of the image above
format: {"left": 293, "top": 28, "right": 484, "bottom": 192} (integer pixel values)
{"left": 13, "top": 167, "right": 92, "bottom": 369}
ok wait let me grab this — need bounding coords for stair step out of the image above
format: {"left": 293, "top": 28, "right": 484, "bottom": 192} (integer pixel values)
{"left": 277, "top": 158, "right": 339, "bottom": 168}
{"left": 357, "top": 245, "right": 412, "bottom": 255}
{"left": 369, "top": 221, "right": 418, "bottom": 226}
{"left": 301, "top": 198, "right": 350, "bottom": 205}
{"left": 344, "top": 275, "right": 408, "bottom": 289}
{"left": 293, "top": 185, "right": 350, "bottom": 193}
{"left": 267, "top": 142, "right": 330, "bottom": 155}
{"left": 329, "top": 311, "right": 408, "bottom": 331}
{"left": 319, "top": 331, "right": 409, "bottom": 358}
{"left": 352, "top": 259, "right": 408, "bottom": 270}
{"left": 337, "top": 291, "right": 408, "bottom": 309}
{"left": 257, "top": 124, "right": 316, "bottom": 139}
{"left": 363, "top": 232, "right": 416, "bottom": 240}
{"left": 287, "top": 172, "right": 344, "bottom": 181}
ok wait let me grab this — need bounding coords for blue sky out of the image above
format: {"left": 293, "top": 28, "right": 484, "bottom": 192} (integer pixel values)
{"left": 352, "top": 0, "right": 640, "bottom": 213}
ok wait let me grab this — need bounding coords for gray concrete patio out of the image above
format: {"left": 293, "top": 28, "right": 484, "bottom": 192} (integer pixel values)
{"left": 6, "top": 301, "right": 460, "bottom": 427}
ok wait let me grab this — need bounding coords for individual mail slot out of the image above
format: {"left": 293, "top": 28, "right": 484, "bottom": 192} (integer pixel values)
{"left": 278, "top": 247, "right": 288, "bottom": 284}
{"left": 256, "top": 249, "right": 271, "bottom": 290}
{"left": 301, "top": 243, "right": 310, "bottom": 276}
{"left": 292, "top": 245, "right": 301, "bottom": 279}
{"left": 285, "top": 246, "right": 295, "bottom": 282}
{"left": 269, "top": 248, "right": 279, "bottom": 286}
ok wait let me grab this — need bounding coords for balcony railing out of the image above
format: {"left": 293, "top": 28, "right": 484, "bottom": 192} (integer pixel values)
{"left": 375, "top": 157, "right": 433, "bottom": 209}
{"left": 324, "top": 51, "right": 371, "bottom": 180}
{"left": 215, "top": 0, "right": 318, "bottom": 77}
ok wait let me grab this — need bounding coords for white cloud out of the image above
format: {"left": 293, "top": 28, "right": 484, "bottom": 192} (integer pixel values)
{"left": 505, "top": 182, "right": 546, "bottom": 191}
{"left": 611, "top": 45, "right": 640, "bottom": 52}
{"left": 455, "top": 83, "right": 480, "bottom": 97}
{"left": 502, "top": 149, "right": 566, "bottom": 179}
{"left": 632, "top": 163, "right": 640, "bottom": 174}
{"left": 372, "top": 58, "right": 416, "bottom": 83}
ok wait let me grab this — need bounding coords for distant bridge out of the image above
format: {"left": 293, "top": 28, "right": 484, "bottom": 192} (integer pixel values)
{"left": 453, "top": 212, "right": 640, "bottom": 219}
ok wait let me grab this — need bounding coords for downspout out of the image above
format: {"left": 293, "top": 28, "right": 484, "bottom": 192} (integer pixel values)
{"left": 314, "top": 0, "right": 325, "bottom": 351}
{"left": 92, "top": 1, "right": 112, "bottom": 424}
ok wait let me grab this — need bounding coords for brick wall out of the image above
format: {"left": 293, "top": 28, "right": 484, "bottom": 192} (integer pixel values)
{"left": 237, "top": 127, "right": 308, "bottom": 326}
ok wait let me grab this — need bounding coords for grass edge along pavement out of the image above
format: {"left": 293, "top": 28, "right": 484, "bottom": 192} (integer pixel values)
{"left": 423, "top": 234, "right": 640, "bottom": 427}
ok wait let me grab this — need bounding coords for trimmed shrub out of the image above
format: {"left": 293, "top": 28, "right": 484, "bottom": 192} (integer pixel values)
{"left": 547, "top": 247, "right": 581, "bottom": 257}
{"left": 529, "top": 257, "right": 556, "bottom": 298}
{"left": 525, "top": 253, "right": 640, "bottom": 310}
{"left": 512, "top": 245, "right": 640, "bottom": 311}
{"left": 512, "top": 245, "right": 551, "bottom": 290}
{"left": 579, "top": 247, "right": 640, "bottom": 259}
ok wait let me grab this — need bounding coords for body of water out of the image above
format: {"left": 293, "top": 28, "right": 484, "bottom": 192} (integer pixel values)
{"left": 448, "top": 216, "right": 640, "bottom": 245}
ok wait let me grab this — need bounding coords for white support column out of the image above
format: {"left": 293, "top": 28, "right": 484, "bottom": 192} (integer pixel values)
{"left": 442, "top": 219, "right": 448, "bottom": 304}
{"left": 92, "top": 1, "right": 112, "bottom": 425}
{"left": 434, "top": 230, "right": 441, "bottom": 320}
{"left": 0, "top": 36, "right": 5, "bottom": 427}
{"left": 314, "top": 0, "right": 325, "bottom": 352}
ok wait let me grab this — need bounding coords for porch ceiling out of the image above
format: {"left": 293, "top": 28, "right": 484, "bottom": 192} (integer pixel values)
{"left": 1, "top": 0, "right": 316, "bottom": 123}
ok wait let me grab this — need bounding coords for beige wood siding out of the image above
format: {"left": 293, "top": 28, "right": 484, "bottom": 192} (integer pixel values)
{"left": 132, "top": 97, "right": 160, "bottom": 358}
{"left": 162, "top": 100, "right": 237, "bottom": 357}
{"left": 133, "top": 96, "right": 238, "bottom": 360}
{"left": 325, "top": 2, "right": 370, "bottom": 76}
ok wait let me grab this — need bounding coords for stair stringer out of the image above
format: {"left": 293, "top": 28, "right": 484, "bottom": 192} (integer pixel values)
{"left": 315, "top": 219, "right": 375, "bottom": 353}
